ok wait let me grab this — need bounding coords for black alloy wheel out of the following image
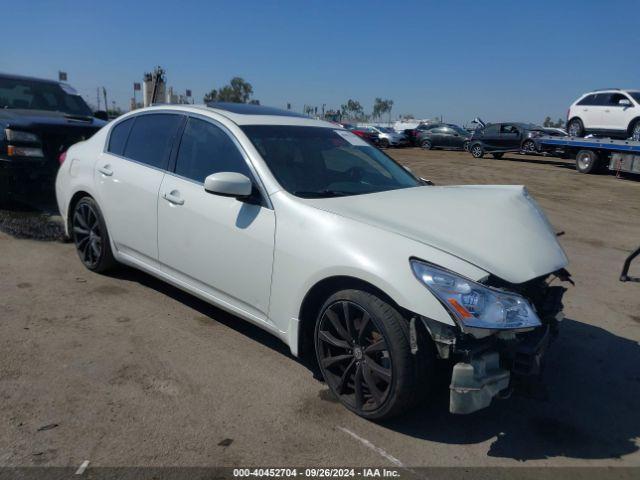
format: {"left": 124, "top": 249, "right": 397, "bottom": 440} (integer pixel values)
{"left": 314, "top": 289, "right": 429, "bottom": 419}
{"left": 316, "top": 300, "right": 392, "bottom": 413}
{"left": 72, "top": 197, "right": 116, "bottom": 272}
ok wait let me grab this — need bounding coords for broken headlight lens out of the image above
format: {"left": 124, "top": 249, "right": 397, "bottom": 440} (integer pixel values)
{"left": 410, "top": 260, "right": 541, "bottom": 330}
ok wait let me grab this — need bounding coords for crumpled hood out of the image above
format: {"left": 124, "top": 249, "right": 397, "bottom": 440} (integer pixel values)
{"left": 304, "top": 185, "right": 568, "bottom": 284}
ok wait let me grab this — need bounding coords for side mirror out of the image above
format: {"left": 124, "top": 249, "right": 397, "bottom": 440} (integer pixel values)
{"left": 619, "top": 99, "right": 632, "bottom": 107}
{"left": 204, "top": 172, "right": 252, "bottom": 198}
{"left": 94, "top": 110, "right": 109, "bottom": 121}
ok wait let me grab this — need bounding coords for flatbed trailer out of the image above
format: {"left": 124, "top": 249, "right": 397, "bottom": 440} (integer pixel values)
{"left": 535, "top": 136, "right": 640, "bottom": 175}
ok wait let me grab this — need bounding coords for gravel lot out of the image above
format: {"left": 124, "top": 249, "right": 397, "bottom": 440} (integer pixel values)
{"left": 1, "top": 149, "right": 639, "bottom": 469}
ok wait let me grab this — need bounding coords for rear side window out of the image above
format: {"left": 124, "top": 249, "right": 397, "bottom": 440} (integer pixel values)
{"left": 174, "top": 117, "right": 251, "bottom": 183}
{"left": 107, "top": 118, "right": 134, "bottom": 156}
{"left": 577, "top": 94, "right": 597, "bottom": 106}
{"left": 123, "top": 114, "right": 184, "bottom": 169}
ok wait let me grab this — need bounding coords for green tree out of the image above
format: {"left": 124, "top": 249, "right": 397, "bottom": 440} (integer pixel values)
{"left": 341, "top": 99, "right": 364, "bottom": 120}
{"left": 543, "top": 116, "right": 552, "bottom": 127}
{"left": 373, "top": 98, "right": 394, "bottom": 122}
{"left": 203, "top": 77, "right": 255, "bottom": 103}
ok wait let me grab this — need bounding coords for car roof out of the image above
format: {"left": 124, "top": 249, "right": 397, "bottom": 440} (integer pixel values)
{"left": 0, "top": 71, "right": 61, "bottom": 85}
{"left": 192, "top": 103, "right": 336, "bottom": 127}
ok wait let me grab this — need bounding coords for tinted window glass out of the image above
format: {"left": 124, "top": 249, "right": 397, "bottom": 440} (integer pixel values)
{"left": 592, "top": 94, "right": 610, "bottom": 106}
{"left": 577, "top": 94, "right": 598, "bottom": 106}
{"left": 124, "top": 114, "right": 183, "bottom": 169}
{"left": 175, "top": 117, "right": 250, "bottom": 183}
{"left": 482, "top": 125, "right": 499, "bottom": 135}
{"left": 107, "top": 118, "right": 134, "bottom": 156}
{"left": 431, "top": 128, "right": 447, "bottom": 134}
{"left": 608, "top": 93, "right": 631, "bottom": 106}
{"left": 0, "top": 77, "right": 92, "bottom": 116}
{"left": 241, "top": 125, "right": 419, "bottom": 197}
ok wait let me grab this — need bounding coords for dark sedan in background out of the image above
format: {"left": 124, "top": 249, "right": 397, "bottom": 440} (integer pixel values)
{"left": 468, "top": 122, "right": 567, "bottom": 159}
{"left": 418, "top": 125, "right": 470, "bottom": 151}
{"left": 0, "top": 73, "right": 106, "bottom": 204}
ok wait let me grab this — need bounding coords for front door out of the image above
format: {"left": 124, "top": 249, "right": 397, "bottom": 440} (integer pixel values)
{"left": 95, "top": 112, "right": 184, "bottom": 263}
{"left": 157, "top": 116, "right": 275, "bottom": 322}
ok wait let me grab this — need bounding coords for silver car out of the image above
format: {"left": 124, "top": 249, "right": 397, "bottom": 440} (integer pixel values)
{"left": 367, "top": 126, "right": 409, "bottom": 148}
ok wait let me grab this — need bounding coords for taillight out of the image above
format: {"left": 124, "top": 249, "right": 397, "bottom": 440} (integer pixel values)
{"left": 58, "top": 150, "right": 67, "bottom": 165}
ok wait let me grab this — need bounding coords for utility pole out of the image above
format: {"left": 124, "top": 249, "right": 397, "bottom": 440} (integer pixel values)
{"left": 103, "top": 88, "right": 108, "bottom": 115}
{"left": 96, "top": 87, "right": 101, "bottom": 111}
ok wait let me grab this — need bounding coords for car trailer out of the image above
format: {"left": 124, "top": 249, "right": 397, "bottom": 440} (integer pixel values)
{"left": 535, "top": 136, "right": 640, "bottom": 175}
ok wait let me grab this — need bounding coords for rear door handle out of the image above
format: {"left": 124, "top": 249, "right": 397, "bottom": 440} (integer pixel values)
{"left": 98, "top": 165, "right": 113, "bottom": 176}
{"left": 163, "top": 191, "right": 184, "bottom": 206}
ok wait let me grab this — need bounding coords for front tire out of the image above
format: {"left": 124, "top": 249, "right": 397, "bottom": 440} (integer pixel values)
{"left": 568, "top": 118, "right": 584, "bottom": 137}
{"left": 522, "top": 139, "right": 537, "bottom": 153}
{"left": 71, "top": 197, "right": 117, "bottom": 272}
{"left": 379, "top": 138, "right": 390, "bottom": 149}
{"left": 314, "top": 289, "right": 427, "bottom": 420}
{"left": 630, "top": 120, "right": 640, "bottom": 141}
{"left": 420, "top": 139, "right": 433, "bottom": 150}
{"left": 470, "top": 144, "right": 484, "bottom": 158}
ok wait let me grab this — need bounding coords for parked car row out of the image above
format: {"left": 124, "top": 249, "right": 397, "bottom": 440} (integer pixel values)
{"left": 468, "top": 123, "right": 567, "bottom": 159}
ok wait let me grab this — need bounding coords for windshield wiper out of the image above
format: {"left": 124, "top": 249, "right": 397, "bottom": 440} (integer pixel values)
{"left": 293, "top": 189, "right": 351, "bottom": 198}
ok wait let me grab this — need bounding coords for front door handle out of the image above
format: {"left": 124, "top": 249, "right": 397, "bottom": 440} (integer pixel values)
{"left": 98, "top": 165, "right": 113, "bottom": 176}
{"left": 163, "top": 191, "right": 185, "bottom": 206}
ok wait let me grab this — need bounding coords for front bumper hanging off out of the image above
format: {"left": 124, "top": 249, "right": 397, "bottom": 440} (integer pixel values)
{"left": 448, "top": 322, "right": 556, "bottom": 414}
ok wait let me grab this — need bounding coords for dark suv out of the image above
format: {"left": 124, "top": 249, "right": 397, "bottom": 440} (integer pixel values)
{"left": 0, "top": 73, "right": 106, "bottom": 204}
{"left": 468, "top": 123, "right": 566, "bottom": 158}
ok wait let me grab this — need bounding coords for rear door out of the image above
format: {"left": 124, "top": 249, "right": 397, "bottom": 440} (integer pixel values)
{"left": 429, "top": 127, "right": 450, "bottom": 147}
{"left": 96, "top": 112, "right": 184, "bottom": 264}
{"left": 157, "top": 116, "right": 275, "bottom": 321}
{"left": 498, "top": 124, "right": 521, "bottom": 149}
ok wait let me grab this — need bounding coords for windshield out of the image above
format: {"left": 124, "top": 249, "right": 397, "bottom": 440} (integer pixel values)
{"left": 451, "top": 126, "right": 469, "bottom": 135}
{"left": 0, "top": 77, "right": 93, "bottom": 116}
{"left": 377, "top": 127, "right": 395, "bottom": 133}
{"left": 241, "top": 125, "right": 421, "bottom": 198}
{"left": 629, "top": 92, "right": 640, "bottom": 103}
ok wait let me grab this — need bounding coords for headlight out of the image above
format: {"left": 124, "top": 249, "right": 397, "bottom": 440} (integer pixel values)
{"left": 4, "top": 129, "right": 41, "bottom": 143}
{"left": 410, "top": 260, "right": 541, "bottom": 330}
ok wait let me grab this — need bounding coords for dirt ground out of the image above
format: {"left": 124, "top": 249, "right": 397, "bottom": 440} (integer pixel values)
{"left": 0, "top": 149, "right": 639, "bottom": 471}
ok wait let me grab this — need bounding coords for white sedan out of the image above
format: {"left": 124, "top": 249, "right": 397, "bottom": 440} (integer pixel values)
{"left": 56, "top": 103, "right": 570, "bottom": 419}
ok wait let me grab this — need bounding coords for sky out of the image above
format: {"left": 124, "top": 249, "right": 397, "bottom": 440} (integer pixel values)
{"left": 2, "top": 0, "right": 639, "bottom": 125}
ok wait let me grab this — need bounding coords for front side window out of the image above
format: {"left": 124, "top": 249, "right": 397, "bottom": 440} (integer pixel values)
{"left": 500, "top": 124, "right": 519, "bottom": 134}
{"left": 241, "top": 126, "right": 420, "bottom": 198}
{"left": 175, "top": 117, "right": 251, "bottom": 183}
{"left": 608, "top": 93, "right": 632, "bottom": 106}
{"left": 123, "top": 114, "right": 184, "bottom": 169}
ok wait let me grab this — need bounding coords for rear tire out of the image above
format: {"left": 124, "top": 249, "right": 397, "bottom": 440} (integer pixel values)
{"left": 470, "top": 144, "right": 484, "bottom": 158}
{"left": 492, "top": 152, "right": 504, "bottom": 159}
{"left": 71, "top": 197, "right": 117, "bottom": 273}
{"left": 575, "top": 149, "right": 601, "bottom": 174}
{"left": 314, "top": 289, "right": 431, "bottom": 420}
{"left": 421, "top": 140, "right": 432, "bottom": 150}
{"left": 379, "top": 139, "right": 390, "bottom": 149}
{"left": 568, "top": 118, "right": 584, "bottom": 137}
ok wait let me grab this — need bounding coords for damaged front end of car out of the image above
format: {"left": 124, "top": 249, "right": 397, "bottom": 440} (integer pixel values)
{"left": 411, "top": 260, "right": 570, "bottom": 414}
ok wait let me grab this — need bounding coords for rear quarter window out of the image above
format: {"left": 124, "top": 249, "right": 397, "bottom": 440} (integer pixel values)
{"left": 107, "top": 118, "right": 134, "bottom": 156}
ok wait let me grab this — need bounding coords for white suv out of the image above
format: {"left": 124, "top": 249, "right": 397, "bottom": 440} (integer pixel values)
{"left": 567, "top": 89, "right": 640, "bottom": 140}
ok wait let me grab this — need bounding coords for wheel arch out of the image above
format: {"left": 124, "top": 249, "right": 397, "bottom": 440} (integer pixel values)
{"left": 626, "top": 116, "right": 640, "bottom": 136}
{"left": 66, "top": 190, "right": 93, "bottom": 234}
{"left": 296, "top": 275, "right": 413, "bottom": 367}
